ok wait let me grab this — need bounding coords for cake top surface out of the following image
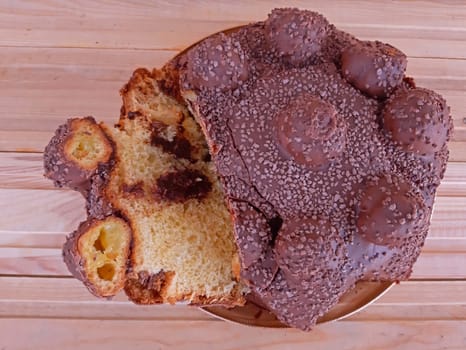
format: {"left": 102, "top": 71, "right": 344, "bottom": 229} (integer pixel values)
{"left": 180, "top": 8, "right": 452, "bottom": 330}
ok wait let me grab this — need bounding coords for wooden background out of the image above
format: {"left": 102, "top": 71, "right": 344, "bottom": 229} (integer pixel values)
{"left": 0, "top": 1, "right": 465, "bottom": 349}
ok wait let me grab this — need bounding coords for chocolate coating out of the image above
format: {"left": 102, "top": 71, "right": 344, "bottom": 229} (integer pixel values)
{"left": 357, "top": 175, "right": 428, "bottom": 247}
{"left": 275, "top": 94, "right": 346, "bottom": 168}
{"left": 274, "top": 218, "right": 347, "bottom": 282}
{"left": 85, "top": 163, "right": 115, "bottom": 219}
{"left": 155, "top": 169, "right": 212, "bottom": 202}
{"left": 341, "top": 40, "right": 407, "bottom": 98}
{"left": 265, "top": 8, "right": 329, "bottom": 66}
{"left": 181, "top": 8, "right": 452, "bottom": 330}
{"left": 186, "top": 33, "right": 249, "bottom": 91}
{"left": 383, "top": 87, "right": 451, "bottom": 155}
{"left": 230, "top": 200, "right": 278, "bottom": 289}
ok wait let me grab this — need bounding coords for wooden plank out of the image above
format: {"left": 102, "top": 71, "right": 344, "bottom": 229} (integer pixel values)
{"left": 0, "top": 278, "right": 459, "bottom": 305}
{"left": 0, "top": 318, "right": 464, "bottom": 350}
{"left": 0, "top": 47, "right": 176, "bottom": 134}
{"left": 0, "top": 153, "right": 51, "bottom": 190}
{"left": 1, "top": 240, "right": 464, "bottom": 278}
{"left": 430, "top": 196, "right": 466, "bottom": 238}
{"left": 0, "top": 47, "right": 464, "bottom": 153}
{"left": 3, "top": 129, "right": 464, "bottom": 156}
{"left": 1, "top": 47, "right": 464, "bottom": 125}
{"left": 437, "top": 162, "right": 466, "bottom": 197}
{"left": 3, "top": 153, "right": 466, "bottom": 194}
{"left": 0, "top": 231, "right": 64, "bottom": 249}
{"left": 0, "top": 277, "right": 464, "bottom": 321}
{"left": 449, "top": 141, "right": 466, "bottom": 163}
{"left": 1, "top": 189, "right": 465, "bottom": 235}
{"left": 0, "top": 0, "right": 465, "bottom": 58}
{"left": 0, "top": 189, "right": 86, "bottom": 232}
{"left": 0, "top": 247, "right": 68, "bottom": 275}
{"left": 411, "top": 252, "right": 466, "bottom": 279}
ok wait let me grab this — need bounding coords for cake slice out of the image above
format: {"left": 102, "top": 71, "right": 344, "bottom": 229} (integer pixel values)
{"left": 44, "top": 68, "right": 245, "bottom": 305}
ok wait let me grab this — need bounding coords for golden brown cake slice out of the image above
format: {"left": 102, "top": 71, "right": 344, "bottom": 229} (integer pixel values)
{"left": 44, "top": 69, "right": 245, "bottom": 305}
{"left": 103, "top": 69, "right": 244, "bottom": 304}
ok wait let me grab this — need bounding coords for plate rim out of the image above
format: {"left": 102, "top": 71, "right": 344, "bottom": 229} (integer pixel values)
{"left": 199, "top": 281, "right": 394, "bottom": 328}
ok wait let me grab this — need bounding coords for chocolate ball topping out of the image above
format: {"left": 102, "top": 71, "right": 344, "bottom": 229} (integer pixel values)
{"left": 383, "top": 87, "right": 451, "bottom": 155}
{"left": 341, "top": 40, "right": 407, "bottom": 98}
{"left": 274, "top": 218, "right": 347, "bottom": 283}
{"left": 186, "top": 33, "right": 249, "bottom": 91}
{"left": 265, "top": 8, "right": 329, "bottom": 66}
{"left": 357, "top": 175, "right": 428, "bottom": 247}
{"left": 275, "top": 94, "right": 347, "bottom": 169}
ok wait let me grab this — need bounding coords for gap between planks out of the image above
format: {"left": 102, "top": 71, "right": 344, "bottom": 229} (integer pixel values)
{"left": 2, "top": 153, "right": 466, "bottom": 193}
{"left": 0, "top": 277, "right": 465, "bottom": 322}
{"left": 0, "top": 246, "right": 464, "bottom": 279}
{"left": 0, "top": 47, "right": 464, "bottom": 153}
{"left": 0, "top": 318, "right": 465, "bottom": 350}
{"left": 0, "top": 190, "right": 465, "bottom": 235}
{"left": 1, "top": 0, "right": 465, "bottom": 59}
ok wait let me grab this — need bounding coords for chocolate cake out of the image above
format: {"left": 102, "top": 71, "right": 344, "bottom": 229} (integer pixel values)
{"left": 180, "top": 8, "right": 453, "bottom": 330}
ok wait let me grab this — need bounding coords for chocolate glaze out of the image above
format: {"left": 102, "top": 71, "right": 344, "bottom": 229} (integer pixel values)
{"left": 383, "top": 87, "right": 451, "bottom": 155}
{"left": 186, "top": 33, "right": 249, "bottom": 91}
{"left": 181, "top": 8, "right": 453, "bottom": 330}
{"left": 155, "top": 169, "right": 212, "bottom": 202}
{"left": 341, "top": 40, "right": 407, "bottom": 98}
{"left": 357, "top": 174, "right": 428, "bottom": 248}
{"left": 86, "top": 162, "right": 115, "bottom": 219}
{"left": 265, "top": 8, "right": 329, "bottom": 66}
{"left": 275, "top": 93, "right": 347, "bottom": 169}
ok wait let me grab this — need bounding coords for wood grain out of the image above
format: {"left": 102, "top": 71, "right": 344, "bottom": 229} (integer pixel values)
{"left": 1, "top": 238, "right": 464, "bottom": 278}
{"left": 2, "top": 189, "right": 465, "bottom": 235}
{"left": 3, "top": 153, "right": 466, "bottom": 193}
{"left": 1, "top": 0, "right": 465, "bottom": 57}
{"left": 1, "top": 1, "right": 465, "bottom": 348}
{"left": 0, "top": 278, "right": 464, "bottom": 322}
{"left": 0, "top": 189, "right": 86, "bottom": 232}
{"left": 1, "top": 48, "right": 464, "bottom": 148}
{"left": 1, "top": 318, "right": 465, "bottom": 350}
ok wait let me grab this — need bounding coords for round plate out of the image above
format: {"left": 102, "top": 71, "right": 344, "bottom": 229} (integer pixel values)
{"left": 201, "top": 281, "right": 393, "bottom": 328}
{"left": 177, "top": 26, "right": 394, "bottom": 328}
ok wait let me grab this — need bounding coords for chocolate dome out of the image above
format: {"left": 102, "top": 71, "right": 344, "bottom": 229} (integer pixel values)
{"left": 357, "top": 175, "right": 428, "bottom": 247}
{"left": 265, "top": 8, "right": 329, "bottom": 66}
{"left": 383, "top": 87, "right": 450, "bottom": 155}
{"left": 186, "top": 33, "right": 249, "bottom": 91}
{"left": 275, "top": 94, "right": 346, "bottom": 169}
{"left": 341, "top": 40, "right": 407, "bottom": 98}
